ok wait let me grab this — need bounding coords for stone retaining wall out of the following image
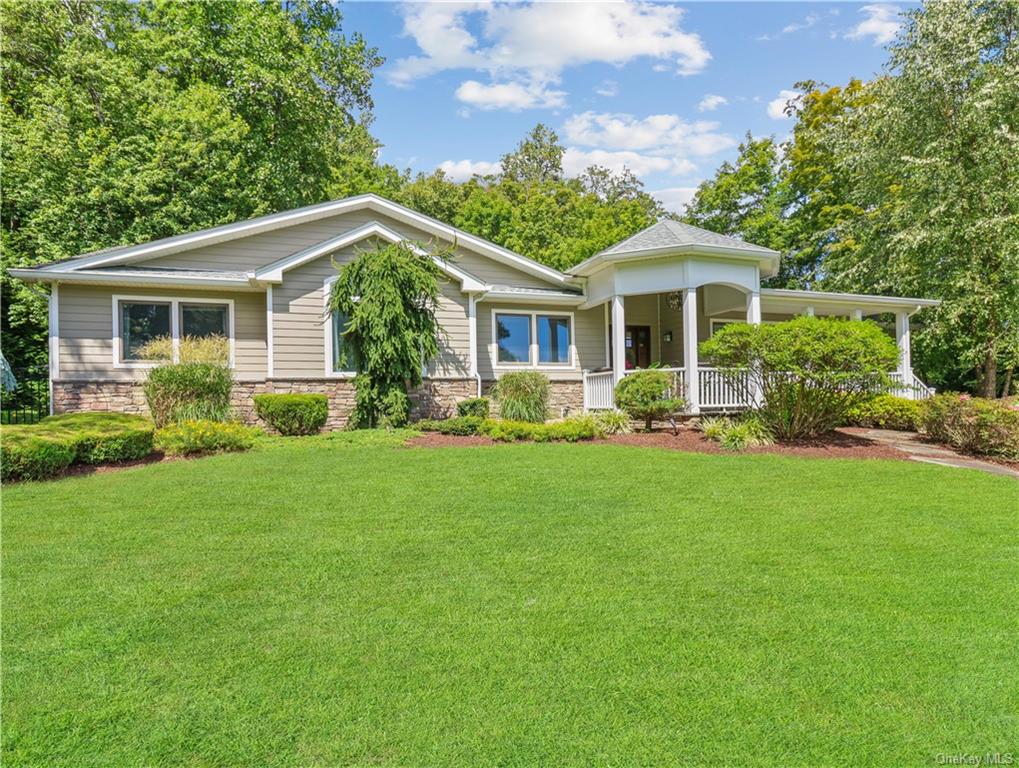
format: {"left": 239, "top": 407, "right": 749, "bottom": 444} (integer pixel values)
{"left": 52, "top": 377, "right": 479, "bottom": 431}
{"left": 480, "top": 380, "right": 585, "bottom": 419}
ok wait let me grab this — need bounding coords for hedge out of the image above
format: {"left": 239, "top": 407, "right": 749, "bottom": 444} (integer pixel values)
{"left": 1, "top": 413, "right": 155, "bottom": 482}
{"left": 845, "top": 394, "right": 922, "bottom": 431}
{"left": 919, "top": 394, "right": 1019, "bottom": 460}
{"left": 253, "top": 394, "right": 328, "bottom": 435}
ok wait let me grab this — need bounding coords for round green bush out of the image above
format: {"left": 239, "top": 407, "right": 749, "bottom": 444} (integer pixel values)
{"left": 456, "top": 397, "right": 490, "bottom": 418}
{"left": 253, "top": 394, "right": 329, "bottom": 435}
{"left": 494, "top": 372, "right": 549, "bottom": 423}
{"left": 614, "top": 371, "right": 684, "bottom": 431}
{"left": 845, "top": 394, "right": 921, "bottom": 431}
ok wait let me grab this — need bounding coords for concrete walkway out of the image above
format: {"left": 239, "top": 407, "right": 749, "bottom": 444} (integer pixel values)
{"left": 857, "top": 429, "right": 1019, "bottom": 479}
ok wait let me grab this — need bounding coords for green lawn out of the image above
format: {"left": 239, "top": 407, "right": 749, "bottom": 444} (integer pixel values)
{"left": 3, "top": 433, "right": 1017, "bottom": 767}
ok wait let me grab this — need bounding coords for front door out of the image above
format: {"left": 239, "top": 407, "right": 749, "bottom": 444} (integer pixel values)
{"left": 626, "top": 325, "right": 651, "bottom": 369}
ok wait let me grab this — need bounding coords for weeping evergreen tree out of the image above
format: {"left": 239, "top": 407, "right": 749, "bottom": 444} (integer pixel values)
{"left": 327, "top": 241, "right": 446, "bottom": 428}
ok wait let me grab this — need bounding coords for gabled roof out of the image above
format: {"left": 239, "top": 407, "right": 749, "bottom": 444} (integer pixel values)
{"left": 602, "top": 220, "right": 777, "bottom": 256}
{"left": 255, "top": 221, "right": 488, "bottom": 292}
{"left": 15, "top": 193, "right": 573, "bottom": 287}
{"left": 568, "top": 219, "right": 781, "bottom": 277}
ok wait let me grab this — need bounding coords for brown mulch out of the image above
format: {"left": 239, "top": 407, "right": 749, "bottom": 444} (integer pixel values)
{"left": 405, "top": 427, "right": 910, "bottom": 461}
{"left": 406, "top": 433, "right": 496, "bottom": 448}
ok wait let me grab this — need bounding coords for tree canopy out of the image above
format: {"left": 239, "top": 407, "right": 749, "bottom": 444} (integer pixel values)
{"left": 686, "top": 1, "right": 1019, "bottom": 396}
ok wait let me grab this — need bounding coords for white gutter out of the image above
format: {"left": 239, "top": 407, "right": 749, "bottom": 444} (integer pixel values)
{"left": 8, "top": 268, "right": 259, "bottom": 291}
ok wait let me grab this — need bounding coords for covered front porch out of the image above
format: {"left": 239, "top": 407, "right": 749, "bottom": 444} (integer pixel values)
{"left": 580, "top": 285, "right": 937, "bottom": 413}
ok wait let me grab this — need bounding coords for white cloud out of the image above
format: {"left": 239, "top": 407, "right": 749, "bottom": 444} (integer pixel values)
{"left": 563, "top": 148, "right": 696, "bottom": 178}
{"left": 767, "top": 89, "right": 802, "bottom": 120}
{"left": 697, "top": 94, "right": 728, "bottom": 113}
{"left": 652, "top": 186, "right": 699, "bottom": 214}
{"left": 846, "top": 4, "right": 901, "bottom": 45}
{"left": 595, "top": 79, "right": 619, "bottom": 97}
{"left": 455, "top": 80, "right": 566, "bottom": 111}
{"left": 388, "top": 2, "right": 711, "bottom": 110}
{"left": 437, "top": 159, "right": 502, "bottom": 181}
{"left": 562, "top": 111, "right": 735, "bottom": 156}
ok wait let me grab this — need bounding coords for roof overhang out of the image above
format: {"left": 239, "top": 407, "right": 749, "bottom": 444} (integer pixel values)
{"left": 568, "top": 243, "right": 781, "bottom": 278}
{"left": 478, "top": 287, "right": 585, "bottom": 306}
{"left": 761, "top": 288, "right": 940, "bottom": 316}
{"left": 30, "top": 194, "right": 574, "bottom": 288}
{"left": 7, "top": 268, "right": 262, "bottom": 291}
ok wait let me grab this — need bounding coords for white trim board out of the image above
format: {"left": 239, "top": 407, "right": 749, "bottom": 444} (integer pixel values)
{"left": 111, "top": 294, "right": 235, "bottom": 369}
{"left": 321, "top": 275, "right": 356, "bottom": 379}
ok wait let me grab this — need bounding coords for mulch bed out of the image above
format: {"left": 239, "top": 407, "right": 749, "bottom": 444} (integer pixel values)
{"left": 405, "top": 427, "right": 909, "bottom": 461}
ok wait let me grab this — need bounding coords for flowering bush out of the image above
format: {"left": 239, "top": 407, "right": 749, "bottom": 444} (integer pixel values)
{"left": 155, "top": 420, "right": 259, "bottom": 456}
{"left": 919, "top": 394, "right": 1019, "bottom": 460}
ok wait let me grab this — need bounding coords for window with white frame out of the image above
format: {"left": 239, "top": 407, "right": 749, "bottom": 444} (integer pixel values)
{"left": 114, "top": 296, "right": 234, "bottom": 366}
{"left": 494, "top": 310, "right": 573, "bottom": 367}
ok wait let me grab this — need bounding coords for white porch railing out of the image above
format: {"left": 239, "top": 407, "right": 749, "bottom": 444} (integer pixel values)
{"left": 582, "top": 370, "right": 615, "bottom": 410}
{"left": 583, "top": 367, "right": 934, "bottom": 411}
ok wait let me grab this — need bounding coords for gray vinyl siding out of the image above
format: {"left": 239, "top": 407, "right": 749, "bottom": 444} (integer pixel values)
{"left": 56, "top": 284, "right": 266, "bottom": 381}
{"left": 271, "top": 243, "right": 470, "bottom": 379}
{"left": 145, "top": 210, "right": 561, "bottom": 290}
{"left": 477, "top": 302, "right": 605, "bottom": 381}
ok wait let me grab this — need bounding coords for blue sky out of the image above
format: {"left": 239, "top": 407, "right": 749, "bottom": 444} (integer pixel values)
{"left": 341, "top": 2, "right": 910, "bottom": 212}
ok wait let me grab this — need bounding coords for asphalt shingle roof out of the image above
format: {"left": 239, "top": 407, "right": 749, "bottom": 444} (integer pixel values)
{"left": 601, "top": 220, "right": 774, "bottom": 256}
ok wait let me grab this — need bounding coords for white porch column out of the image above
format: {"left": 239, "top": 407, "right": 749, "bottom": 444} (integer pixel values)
{"left": 467, "top": 293, "right": 478, "bottom": 378}
{"left": 805, "top": 305, "right": 815, "bottom": 317}
{"left": 746, "top": 289, "right": 763, "bottom": 408}
{"left": 611, "top": 295, "right": 626, "bottom": 384}
{"left": 851, "top": 309, "right": 863, "bottom": 321}
{"left": 895, "top": 311, "right": 912, "bottom": 375}
{"left": 683, "top": 288, "right": 700, "bottom": 414}
{"left": 746, "top": 290, "right": 761, "bottom": 325}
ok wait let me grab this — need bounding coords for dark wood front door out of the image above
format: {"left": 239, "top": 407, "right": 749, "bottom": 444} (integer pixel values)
{"left": 626, "top": 325, "right": 651, "bottom": 369}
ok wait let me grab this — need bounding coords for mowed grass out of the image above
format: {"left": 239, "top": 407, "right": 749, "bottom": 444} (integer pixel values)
{"left": 3, "top": 432, "right": 1018, "bottom": 767}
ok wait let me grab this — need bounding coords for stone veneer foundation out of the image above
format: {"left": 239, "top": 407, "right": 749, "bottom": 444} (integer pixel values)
{"left": 53, "top": 377, "right": 485, "bottom": 431}
{"left": 52, "top": 377, "right": 586, "bottom": 429}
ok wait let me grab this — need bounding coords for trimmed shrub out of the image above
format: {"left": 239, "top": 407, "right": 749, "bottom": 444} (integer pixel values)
{"left": 536, "top": 416, "right": 602, "bottom": 443}
{"left": 845, "top": 394, "right": 921, "bottom": 431}
{"left": 919, "top": 394, "right": 1019, "bottom": 459}
{"left": 457, "top": 397, "right": 490, "bottom": 418}
{"left": 592, "top": 410, "right": 632, "bottom": 435}
{"left": 701, "top": 316, "right": 899, "bottom": 440}
{"left": 494, "top": 372, "right": 549, "bottom": 423}
{"left": 144, "top": 363, "right": 233, "bottom": 427}
{"left": 414, "top": 419, "right": 443, "bottom": 432}
{"left": 438, "top": 416, "right": 485, "bottom": 436}
{"left": 614, "top": 370, "right": 684, "bottom": 431}
{"left": 0, "top": 432, "right": 77, "bottom": 481}
{"left": 0, "top": 413, "right": 155, "bottom": 481}
{"left": 155, "top": 420, "right": 259, "bottom": 456}
{"left": 253, "top": 394, "right": 328, "bottom": 436}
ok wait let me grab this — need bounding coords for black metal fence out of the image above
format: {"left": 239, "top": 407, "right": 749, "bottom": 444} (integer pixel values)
{"left": 1, "top": 367, "right": 49, "bottom": 424}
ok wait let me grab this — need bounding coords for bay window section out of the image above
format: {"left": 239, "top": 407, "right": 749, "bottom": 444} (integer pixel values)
{"left": 496, "top": 313, "right": 531, "bottom": 364}
{"left": 120, "top": 301, "right": 171, "bottom": 361}
{"left": 537, "top": 315, "right": 570, "bottom": 364}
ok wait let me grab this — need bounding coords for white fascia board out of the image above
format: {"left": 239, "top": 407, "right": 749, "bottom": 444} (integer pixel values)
{"left": 478, "top": 290, "right": 586, "bottom": 306}
{"left": 45, "top": 193, "right": 573, "bottom": 287}
{"left": 761, "top": 288, "right": 940, "bottom": 313}
{"left": 569, "top": 243, "right": 781, "bottom": 278}
{"left": 256, "top": 221, "right": 489, "bottom": 293}
{"left": 7, "top": 268, "right": 257, "bottom": 290}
